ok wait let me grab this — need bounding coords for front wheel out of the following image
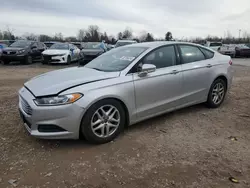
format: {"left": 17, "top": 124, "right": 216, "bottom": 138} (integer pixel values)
{"left": 206, "top": 79, "right": 227, "bottom": 108}
{"left": 67, "top": 56, "right": 71, "bottom": 65}
{"left": 2, "top": 60, "right": 10, "bottom": 65}
{"left": 24, "top": 55, "right": 32, "bottom": 64}
{"left": 81, "top": 99, "right": 125, "bottom": 144}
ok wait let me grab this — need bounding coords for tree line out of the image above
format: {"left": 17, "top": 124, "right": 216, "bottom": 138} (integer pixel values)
{"left": 0, "top": 25, "right": 250, "bottom": 44}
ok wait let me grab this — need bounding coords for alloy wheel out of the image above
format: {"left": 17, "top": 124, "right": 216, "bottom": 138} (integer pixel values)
{"left": 91, "top": 105, "right": 120, "bottom": 138}
{"left": 212, "top": 82, "right": 225, "bottom": 105}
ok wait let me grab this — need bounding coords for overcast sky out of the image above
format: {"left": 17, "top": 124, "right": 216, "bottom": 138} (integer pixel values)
{"left": 0, "top": 0, "right": 250, "bottom": 39}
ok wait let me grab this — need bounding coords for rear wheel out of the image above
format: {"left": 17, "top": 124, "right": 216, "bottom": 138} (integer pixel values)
{"left": 206, "top": 79, "right": 227, "bottom": 108}
{"left": 81, "top": 99, "right": 125, "bottom": 144}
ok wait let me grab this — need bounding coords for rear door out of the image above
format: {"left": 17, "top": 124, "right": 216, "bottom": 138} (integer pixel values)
{"left": 177, "top": 44, "right": 215, "bottom": 106}
{"left": 133, "top": 45, "right": 183, "bottom": 119}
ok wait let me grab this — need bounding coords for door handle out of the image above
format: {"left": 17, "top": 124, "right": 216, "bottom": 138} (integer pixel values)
{"left": 206, "top": 64, "right": 212, "bottom": 68}
{"left": 170, "top": 70, "right": 179, "bottom": 74}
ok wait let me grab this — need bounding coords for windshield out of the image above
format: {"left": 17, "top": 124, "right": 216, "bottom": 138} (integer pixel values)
{"left": 210, "top": 43, "right": 222, "bottom": 47}
{"left": 115, "top": 41, "right": 134, "bottom": 48}
{"left": 44, "top": 42, "right": 55, "bottom": 48}
{"left": 50, "top": 43, "right": 69, "bottom": 50}
{"left": 10, "top": 41, "right": 32, "bottom": 48}
{"left": 85, "top": 46, "right": 148, "bottom": 72}
{"left": 73, "top": 43, "right": 81, "bottom": 49}
{"left": 85, "top": 43, "right": 101, "bottom": 49}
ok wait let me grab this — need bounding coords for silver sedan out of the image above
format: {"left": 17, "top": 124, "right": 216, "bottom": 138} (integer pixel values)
{"left": 19, "top": 42, "right": 233, "bottom": 144}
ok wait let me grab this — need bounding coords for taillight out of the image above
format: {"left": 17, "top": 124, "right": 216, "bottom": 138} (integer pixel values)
{"left": 229, "top": 59, "right": 233, "bottom": 65}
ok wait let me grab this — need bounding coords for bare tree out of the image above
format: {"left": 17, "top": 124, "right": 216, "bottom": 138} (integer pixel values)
{"left": 117, "top": 32, "right": 123, "bottom": 40}
{"left": 0, "top": 31, "right": 3, "bottom": 40}
{"left": 77, "top": 29, "right": 86, "bottom": 42}
{"left": 54, "top": 32, "right": 64, "bottom": 41}
{"left": 65, "top": 36, "right": 77, "bottom": 42}
{"left": 87, "top": 25, "right": 100, "bottom": 41}
{"left": 23, "top": 33, "right": 37, "bottom": 41}
{"left": 122, "top": 27, "right": 133, "bottom": 39}
{"left": 39, "top": 34, "right": 52, "bottom": 42}
{"left": 165, "top": 31, "right": 172, "bottom": 41}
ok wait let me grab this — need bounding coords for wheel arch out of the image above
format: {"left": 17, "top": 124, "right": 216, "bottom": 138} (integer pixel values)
{"left": 213, "top": 75, "right": 228, "bottom": 90}
{"left": 79, "top": 96, "right": 130, "bottom": 138}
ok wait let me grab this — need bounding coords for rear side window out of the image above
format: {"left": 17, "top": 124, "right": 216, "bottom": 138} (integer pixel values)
{"left": 179, "top": 45, "right": 205, "bottom": 64}
{"left": 200, "top": 48, "right": 214, "bottom": 59}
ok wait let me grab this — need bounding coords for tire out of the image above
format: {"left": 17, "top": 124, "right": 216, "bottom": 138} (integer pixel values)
{"left": 206, "top": 79, "right": 227, "bottom": 108}
{"left": 67, "top": 56, "right": 71, "bottom": 65}
{"left": 81, "top": 99, "right": 126, "bottom": 144}
{"left": 24, "top": 55, "right": 32, "bottom": 64}
{"left": 3, "top": 60, "right": 10, "bottom": 65}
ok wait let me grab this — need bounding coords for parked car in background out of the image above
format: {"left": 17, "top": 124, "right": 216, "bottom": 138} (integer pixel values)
{"left": 0, "top": 40, "right": 16, "bottom": 46}
{"left": 245, "top": 43, "right": 250, "bottom": 48}
{"left": 19, "top": 41, "right": 233, "bottom": 144}
{"left": 235, "top": 44, "right": 250, "bottom": 57}
{"left": 106, "top": 44, "right": 114, "bottom": 51}
{"left": 205, "top": 41, "right": 222, "bottom": 51}
{"left": 71, "top": 42, "right": 85, "bottom": 50}
{"left": 218, "top": 44, "right": 236, "bottom": 58}
{"left": 42, "top": 43, "right": 81, "bottom": 64}
{"left": 0, "top": 43, "right": 8, "bottom": 56}
{"left": 1, "top": 40, "right": 46, "bottom": 64}
{"left": 43, "top": 41, "right": 59, "bottom": 48}
{"left": 115, "top": 40, "right": 137, "bottom": 48}
{"left": 81, "top": 42, "right": 106, "bottom": 64}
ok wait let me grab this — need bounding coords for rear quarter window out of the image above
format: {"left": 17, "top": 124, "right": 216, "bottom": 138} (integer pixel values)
{"left": 200, "top": 48, "right": 214, "bottom": 59}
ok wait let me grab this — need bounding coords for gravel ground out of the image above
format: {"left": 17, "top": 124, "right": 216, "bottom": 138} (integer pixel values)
{"left": 0, "top": 61, "right": 250, "bottom": 188}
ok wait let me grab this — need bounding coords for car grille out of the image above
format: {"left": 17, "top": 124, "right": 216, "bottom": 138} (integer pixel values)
{"left": 3, "top": 51, "right": 16, "bottom": 55}
{"left": 20, "top": 96, "right": 32, "bottom": 115}
{"left": 84, "top": 55, "right": 97, "bottom": 58}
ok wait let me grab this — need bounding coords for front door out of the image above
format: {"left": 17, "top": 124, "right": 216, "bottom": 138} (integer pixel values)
{"left": 133, "top": 45, "right": 183, "bottom": 119}
{"left": 177, "top": 44, "right": 215, "bottom": 106}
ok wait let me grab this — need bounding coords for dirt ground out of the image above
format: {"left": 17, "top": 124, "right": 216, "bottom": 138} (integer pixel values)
{"left": 0, "top": 61, "right": 250, "bottom": 188}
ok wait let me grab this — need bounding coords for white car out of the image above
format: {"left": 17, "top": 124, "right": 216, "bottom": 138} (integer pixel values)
{"left": 42, "top": 43, "right": 81, "bottom": 64}
{"left": 218, "top": 44, "right": 236, "bottom": 58}
{"left": 205, "top": 41, "right": 222, "bottom": 51}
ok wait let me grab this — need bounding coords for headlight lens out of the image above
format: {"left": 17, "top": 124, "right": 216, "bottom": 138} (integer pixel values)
{"left": 56, "top": 53, "right": 66, "bottom": 56}
{"left": 17, "top": 49, "right": 25, "bottom": 54}
{"left": 34, "top": 93, "right": 83, "bottom": 106}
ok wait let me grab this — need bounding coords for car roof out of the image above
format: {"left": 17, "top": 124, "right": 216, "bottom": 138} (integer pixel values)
{"left": 129, "top": 41, "right": 205, "bottom": 49}
{"left": 117, "top": 40, "right": 136, "bottom": 43}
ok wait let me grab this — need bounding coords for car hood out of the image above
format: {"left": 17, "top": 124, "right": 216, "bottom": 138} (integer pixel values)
{"left": 42, "top": 49, "right": 69, "bottom": 55}
{"left": 24, "top": 67, "right": 120, "bottom": 97}
{"left": 82, "top": 49, "right": 103, "bottom": 56}
{"left": 3, "top": 47, "right": 25, "bottom": 51}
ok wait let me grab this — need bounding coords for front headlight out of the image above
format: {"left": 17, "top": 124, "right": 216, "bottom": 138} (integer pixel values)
{"left": 56, "top": 53, "right": 67, "bottom": 56}
{"left": 17, "top": 49, "right": 25, "bottom": 54}
{"left": 34, "top": 93, "right": 83, "bottom": 106}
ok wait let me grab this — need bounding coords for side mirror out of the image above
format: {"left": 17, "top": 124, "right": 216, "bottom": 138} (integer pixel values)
{"left": 138, "top": 64, "right": 156, "bottom": 77}
{"left": 70, "top": 48, "right": 74, "bottom": 51}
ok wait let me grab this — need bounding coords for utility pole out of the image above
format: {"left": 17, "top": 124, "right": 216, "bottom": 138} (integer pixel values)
{"left": 239, "top": 29, "right": 241, "bottom": 39}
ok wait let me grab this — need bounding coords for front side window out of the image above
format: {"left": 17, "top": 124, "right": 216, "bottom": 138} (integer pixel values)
{"left": 179, "top": 45, "right": 205, "bottom": 64}
{"left": 85, "top": 46, "right": 148, "bottom": 72}
{"left": 142, "top": 45, "right": 176, "bottom": 69}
